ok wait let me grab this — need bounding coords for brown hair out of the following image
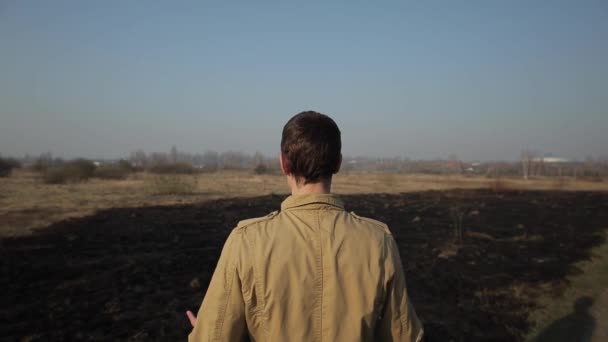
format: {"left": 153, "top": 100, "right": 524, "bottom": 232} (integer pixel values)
{"left": 281, "top": 111, "right": 341, "bottom": 184}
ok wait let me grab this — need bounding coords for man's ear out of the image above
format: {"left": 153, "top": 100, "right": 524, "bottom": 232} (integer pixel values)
{"left": 334, "top": 153, "right": 342, "bottom": 174}
{"left": 279, "top": 153, "right": 289, "bottom": 175}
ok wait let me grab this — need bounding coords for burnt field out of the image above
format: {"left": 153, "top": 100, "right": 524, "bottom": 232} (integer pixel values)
{"left": 1, "top": 189, "right": 607, "bottom": 341}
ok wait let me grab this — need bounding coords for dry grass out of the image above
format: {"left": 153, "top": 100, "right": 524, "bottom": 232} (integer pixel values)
{"left": 0, "top": 170, "right": 288, "bottom": 236}
{"left": 335, "top": 173, "right": 608, "bottom": 193}
{"left": 1, "top": 170, "right": 607, "bottom": 236}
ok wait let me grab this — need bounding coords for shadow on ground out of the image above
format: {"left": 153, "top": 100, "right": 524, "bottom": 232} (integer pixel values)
{"left": 1, "top": 190, "right": 607, "bottom": 341}
{"left": 533, "top": 296, "right": 595, "bottom": 342}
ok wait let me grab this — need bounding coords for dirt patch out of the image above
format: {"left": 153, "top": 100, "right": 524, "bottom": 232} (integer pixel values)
{"left": 1, "top": 190, "right": 607, "bottom": 341}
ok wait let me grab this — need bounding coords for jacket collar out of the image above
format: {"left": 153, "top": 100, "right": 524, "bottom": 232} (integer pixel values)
{"left": 281, "top": 193, "right": 345, "bottom": 211}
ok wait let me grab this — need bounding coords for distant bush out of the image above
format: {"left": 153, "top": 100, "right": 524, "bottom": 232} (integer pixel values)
{"left": 32, "top": 159, "right": 48, "bottom": 172}
{"left": 149, "top": 174, "right": 198, "bottom": 195}
{"left": 42, "top": 168, "right": 69, "bottom": 184}
{"left": 0, "top": 157, "right": 21, "bottom": 177}
{"left": 32, "top": 155, "right": 63, "bottom": 172}
{"left": 148, "top": 162, "right": 195, "bottom": 174}
{"left": 0, "top": 162, "right": 10, "bottom": 177}
{"left": 580, "top": 171, "right": 604, "bottom": 183}
{"left": 7, "top": 158, "right": 21, "bottom": 169}
{"left": 253, "top": 164, "right": 269, "bottom": 174}
{"left": 199, "top": 164, "right": 218, "bottom": 173}
{"left": 42, "top": 159, "right": 96, "bottom": 184}
{"left": 584, "top": 175, "right": 603, "bottom": 183}
{"left": 117, "top": 159, "right": 136, "bottom": 172}
{"left": 94, "top": 166, "right": 130, "bottom": 180}
{"left": 93, "top": 160, "right": 137, "bottom": 180}
{"left": 552, "top": 177, "right": 568, "bottom": 190}
{"left": 490, "top": 178, "right": 511, "bottom": 193}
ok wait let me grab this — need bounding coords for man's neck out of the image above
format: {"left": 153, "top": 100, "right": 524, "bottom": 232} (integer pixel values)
{"left": 289, "top": 178, "right": 332, "bottom": 195}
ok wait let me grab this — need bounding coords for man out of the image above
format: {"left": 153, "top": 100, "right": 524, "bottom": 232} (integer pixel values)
{"left": 187, "top": 111, "right": 423, "bottom": 341}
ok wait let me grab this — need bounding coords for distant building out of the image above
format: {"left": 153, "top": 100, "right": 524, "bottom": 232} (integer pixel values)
{"left": 533, "top": 157, "right": 569, "bottom": 163}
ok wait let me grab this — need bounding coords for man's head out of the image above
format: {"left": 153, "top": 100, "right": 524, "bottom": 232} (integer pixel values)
{"left": 280, "top": 111, "right": 342, "bottom": 185}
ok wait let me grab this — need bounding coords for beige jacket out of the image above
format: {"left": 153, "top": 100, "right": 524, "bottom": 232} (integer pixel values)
{"left": 189, "top": 194, "right": 423, "bottom": 342}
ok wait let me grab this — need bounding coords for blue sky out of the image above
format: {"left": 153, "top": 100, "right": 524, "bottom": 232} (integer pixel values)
{"left": 1, "top": 1, "right": 606, "bottom": 161}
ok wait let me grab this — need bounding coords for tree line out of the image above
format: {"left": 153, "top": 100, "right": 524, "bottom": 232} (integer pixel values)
{"left": 2, "top": 147, "right": 608, "bottom": 182}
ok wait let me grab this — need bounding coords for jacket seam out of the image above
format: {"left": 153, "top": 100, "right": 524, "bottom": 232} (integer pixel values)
{"left": 214, "top": 233, "right": 236, "bottom": 340}
{"left": 378, "top": 234, "right": 388, "bottom": 320}
{"left": 350, "top": 213, "right": 389, "bottom": 233}
{"left": 243, "top": 226, "right": 270, "bottom": 340}
{"left": 236, "top": 212, "right": 278, "bottom": 230}
{"left": 282, "top": 207, "right": 343, "bottom": 212}
{"left": 239, "top": 231, "right": 258, "bottom": 322}
{"left": 316, "top": 211, "right": 323, "bottom": 342}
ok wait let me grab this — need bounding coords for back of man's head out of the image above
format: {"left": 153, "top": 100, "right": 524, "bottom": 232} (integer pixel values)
{"left": 281, "top": 111, "right": 342, "bottom": 184}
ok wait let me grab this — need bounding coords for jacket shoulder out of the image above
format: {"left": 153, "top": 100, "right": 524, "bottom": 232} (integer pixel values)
{"left": 235, "top": 210, "right": 279, "bottom": 230}
{"left": 349, "top": 212, "right": 391, "bottom": 234}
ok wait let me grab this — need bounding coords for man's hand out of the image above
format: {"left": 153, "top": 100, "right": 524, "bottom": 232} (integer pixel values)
{"left": 186, "top": 310, "right": 197, "bottom": 328}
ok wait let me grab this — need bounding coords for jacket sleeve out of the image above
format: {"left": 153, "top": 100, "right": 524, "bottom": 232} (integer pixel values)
{"left": 377, "top": 234, "right": 424, "bottom": 342}
{"left": 189, "top": 230, "right": 247, "bottom": 342}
